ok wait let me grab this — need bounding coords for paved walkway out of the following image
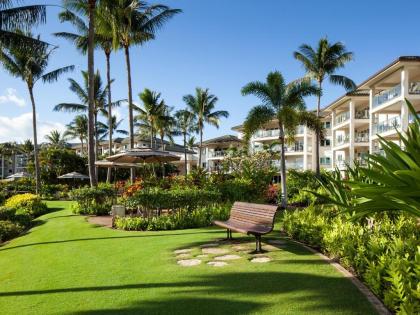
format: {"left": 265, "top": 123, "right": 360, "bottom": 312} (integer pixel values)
{"left": 88, "top": 215, "right": 112, "bottom": 228}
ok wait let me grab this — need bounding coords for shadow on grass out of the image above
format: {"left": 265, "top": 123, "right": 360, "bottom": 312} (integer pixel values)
{"left": 0, "top": 272, "right": 375, "bottom": 314}
{"left": 0, "top": 230, "right": 221, "bottom": 252}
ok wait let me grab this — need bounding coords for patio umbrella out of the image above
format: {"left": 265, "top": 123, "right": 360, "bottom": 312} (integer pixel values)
{"left": 57, "top": 172, "right": 90, "bottom": 180}
{"left": 7, "top": 172, "right": 32, "bottom": 179}
{"left": 106, "top": 148, "right": 180, "bottom": 164}
{"left": 95, "top": 160, "right": 141, "bottom": 169}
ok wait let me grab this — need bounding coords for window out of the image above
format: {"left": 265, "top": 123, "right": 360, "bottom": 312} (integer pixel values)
{"left": 323, "top": 121, "right": 331, "bottom": 129}
{"left": 320, "top": 157, "right": 331, "bottom": 165}
{"left": 320, "top": 139, "right": 331, "bottom": 147}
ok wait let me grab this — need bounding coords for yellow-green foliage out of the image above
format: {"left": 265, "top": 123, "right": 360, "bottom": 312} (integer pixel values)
{"left": 5, "top": 193, "right": 47, "bottom": 217}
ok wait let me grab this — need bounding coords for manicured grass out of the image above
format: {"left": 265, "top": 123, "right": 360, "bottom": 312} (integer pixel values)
{"left": 0, "top": 201, "right": 377, "bottom": 314}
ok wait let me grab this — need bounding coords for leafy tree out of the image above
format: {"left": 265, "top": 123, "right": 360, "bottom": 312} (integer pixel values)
{"left": 44, "top": 130, "right": 67, "bottom": 148}
{"left": 241, "top": 71, "right": 321, "bottom": 208}
{"left": 174, "top": 109, "right": 197, "bottom": 175}
{"left": 294, "top": 38, "right": 355, "bottom": 175}
{"left": 0, "top": 32, "right": 74, "bottom": 194}
{"left": 183, "top": 88, "right": 229, "bottom": 167}
{"left": 64, "top": 115, "right": 88, "bottom": 155}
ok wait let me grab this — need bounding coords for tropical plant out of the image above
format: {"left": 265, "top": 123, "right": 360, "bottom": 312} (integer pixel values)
{"left": 97, "top": 116, "right": 128, "bottom": 140}
{"left": 183, "top": 88, "right": 229, "bottom": 167}
{"left": 64, "top": 115, "right": 88, "bottom": 154}
{"left": 241, "top": 71, "right": 321, "bottom": 208}
{"left": 0, "top": 32, "right": 74, "bottom": 194}
{"left": 174, "top": 109, "right": 197, "bottom": 175}
{"left": 294, "top": 38, "right": 355, "bottom": 175}
{"left": 102, "top": 0, "right": 181, "bottom": 159}
{"left": 44, "top": 130, "right": 67, "bottom": 148}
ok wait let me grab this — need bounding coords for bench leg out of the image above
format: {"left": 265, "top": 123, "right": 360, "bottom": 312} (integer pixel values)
{"left": 255, "top": 235, "right": 262, "bottom": 253}
{"left": 226, "top": 229, "right": 233, "bottom": 240}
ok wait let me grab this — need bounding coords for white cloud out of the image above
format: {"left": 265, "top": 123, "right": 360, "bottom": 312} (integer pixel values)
{"left": 0, "top": 88, "right": 26, "bottom": 107}
{"left": 0, "top": 113, "right": 66, "bottom": 143}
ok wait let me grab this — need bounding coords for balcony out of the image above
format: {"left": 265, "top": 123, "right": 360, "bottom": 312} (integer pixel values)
{"left": 335, "top": 135, "right": 349, "bottom": 145}
{"left": 209, "top": 151, "right": 226, "bottom": 158}
{"left": 373, "top": 84, "right": 401, "bottom": 108}
{"left": 354, "top": 133, "right": 369, "bottom": 143}
{"left": 354, "top": 108, "right": 369, "bottom": 119}
{"left": 372, "top": 116, "right": 401, "bottom": 134}
{"left": 285, "top": 145, "right": 304, "bottom": 153}
{"left": 409, "top": 81, "right": 420, "bottom": 95}
{"left": 254, "top": 129, "right": 280, "bottom": 139}
{"left": 355, "top": 157, "right": 368, "bottom": 166}
{"left": 336, "top": 160, "right": 349, "bottom": 169}
{"left": 286, "top": 162, "right": 304, "bottom": 170}
{"left": 296, "top": 126, "right": 305, "bottom": 134}
{"left": 335, "top": 111, "right": 350, "bottom": 125}
{"left": 372, "top": 149, "right": 385, "bottom": 157}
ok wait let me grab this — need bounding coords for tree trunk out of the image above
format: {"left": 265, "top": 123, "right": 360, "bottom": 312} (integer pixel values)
{"left": 198, "top": 126, "right": 203, "bottom": 168}
{"left": 106, "top": 50, "right": 112, "bottom": 183}
{"left": 279, "top": 123, "right": 287, "bottom": 208}
{"left": 183, "top": 132, "right": 187, "bottom": 175}
{"left": 28, "top": 86, "right": 41, "bottom": 195}
{"left": 80, "top": 137, "right": 84, "bottom": 155}
{"left": 124, "top": 45, "right": 135, "bottom": 182}
{"left": 160, "top": 135, "right": 165, "bottom": 177}
{"left": 315, "top": 81, "right": 322, "bottom": 176}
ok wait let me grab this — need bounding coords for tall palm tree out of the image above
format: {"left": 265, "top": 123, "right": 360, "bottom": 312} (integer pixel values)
{"left": 242, "top": 71, "right": 321, "bottom": 208}
{"left": 183, "top": 88, "right": 229, "bottom": 167}
{"left": 54, "top": 6, "right": 115, "bottom": 182}
{"left": 174, "top": 109, "right": 197, "bottom": 175}
{"left": 45, "top": 130, "right": 67, "bottom": 148}
{"left": 155, "top": 105, "right": 175, "bottom": 151}
{"left": 294, "top": 38, "right": 356, "bottom": 175}
{"left": 103, "top": 1, "right": 181, "bottom": 173}
{"left": 135, "top": 88, "right": 166, "bottom": 148}
{"left": 0, "top": 33, "right": 74, "bottom": 194}
{"left": 97, "top": 116, "right": 128, "bottom": 140}
{"left": 0, "top": 0, "right": 48, "bottom": 49}
{"left": 64, "top": 115, "right": 88, "bottom": 155}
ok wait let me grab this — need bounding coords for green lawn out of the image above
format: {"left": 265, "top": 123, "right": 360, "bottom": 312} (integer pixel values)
{"left": 0, "top": 201, "right": 377, "bottom": 315}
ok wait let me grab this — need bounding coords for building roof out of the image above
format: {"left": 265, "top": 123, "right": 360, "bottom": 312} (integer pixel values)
{"left": 200, "top": 135, "right": 241, "bottom": 146}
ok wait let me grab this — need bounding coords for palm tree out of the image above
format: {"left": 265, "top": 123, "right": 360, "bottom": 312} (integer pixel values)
{"left": 174, "top": 109, "right": 197, "bottom": 175}
{"left": 21, "top": 139, "right": 34, "bottom": 157}
{"left": 45, "top": 130, "right": 67, "bottom": 148}
{"left": 294, "top": 38, "right": 355, "bottom": 175}
{"left": 97, "top": 116, "right": 128, "bottom": 140}
{"left": 242, "top": 71, "right": 321, "bottom": 208}
{"left": 103, "top": 0, "right": 181, "bottom": 158}
{"left": 0, "top": 33, "right": 74, "bottom": 194}
{"left": 135, "top": 88, "right": 166, "bottom": 148}
{"left": 54, "top": 6, "right": 116, "bottom": 182}
{"left": 155, "top": 105, "right": 175, "bottom": 151}
{"left": 183, "top": 88, "right": 229, "bottom": 167}
{"left": 0, "top": 0, "right": 48, "bottom": 49}
{"left": 64, "top": 115, "right": 88, "bottom": 155}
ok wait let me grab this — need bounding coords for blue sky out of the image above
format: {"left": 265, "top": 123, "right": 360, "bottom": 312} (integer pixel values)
{"left": 1, "top": 0, "right": 420, "bottom": 143}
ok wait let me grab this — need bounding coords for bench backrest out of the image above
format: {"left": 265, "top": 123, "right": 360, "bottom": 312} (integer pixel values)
{"left": 230, "top": 202, "right": 278, "bottom": 227}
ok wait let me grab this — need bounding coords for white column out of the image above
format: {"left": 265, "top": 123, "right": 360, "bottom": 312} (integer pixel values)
{"left": 369, "top": 88, "right": 375, "bottom": 153}
{"left": 331, "top": 110, "right": 336, "bottom": 168}
{"left": 349, "top": 101, "right": 355, "bottom": 166}
{"left": 401, "top": 68, "right": 409, "bottom": 132}
{"left": 303, "top": 126, "right": 308, "bottom": 170}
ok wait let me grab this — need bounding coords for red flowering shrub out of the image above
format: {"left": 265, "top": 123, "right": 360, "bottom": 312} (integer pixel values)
{"left": 266, "top": 183, "right": 279, "bottom": 204}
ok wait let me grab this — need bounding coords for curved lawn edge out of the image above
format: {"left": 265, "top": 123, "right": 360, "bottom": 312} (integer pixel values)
{"left": 286, "top": 238, "right": 391, "bottom": 315}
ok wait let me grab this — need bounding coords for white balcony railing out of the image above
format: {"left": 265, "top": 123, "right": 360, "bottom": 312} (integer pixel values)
{"left": 373, "top": 84, "right": 401, "bottom": 108}
{"left": 335, "top": 135, "right": 349, "bottom": 145}
{"left": 209, "top": 151, "right": 226, "bottom": 158}
{"left": 355, "top": 109, "right": 369, "bottom": 119}
{"left": 354, "top": 133, "right": 369, "bottom": 143}
{"left": 253, "top": 126, "right": 305, "bottom": 139}
{"left": 335, "top": 111, "right": 350, "bottom": 125}
{"left": 372, "top": 116, "right": 401, "bottom": 134}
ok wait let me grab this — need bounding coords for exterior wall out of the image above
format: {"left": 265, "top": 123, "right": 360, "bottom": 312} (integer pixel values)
{"left": 200, "top": 141, "right": 241, "bottom": 172}
{"left": 0, "top": 154, "right": 28, "bottom": 179}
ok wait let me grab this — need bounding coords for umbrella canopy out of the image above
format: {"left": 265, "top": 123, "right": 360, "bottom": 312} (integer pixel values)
{"left": 95, "top": 160, "right": 141, "bottom": 169}
{"left": 57, "top": 172, "right": 90, "bottom": 180}
{"left": 7, "top": 172, "right": 32, "bottom": 179}
{"left": 106, "top": 149, "right": 181, "bottom": 164}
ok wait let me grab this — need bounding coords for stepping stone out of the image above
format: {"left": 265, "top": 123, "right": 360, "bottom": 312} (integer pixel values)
{"left": 200, "top": 243, "right": 219, "bottom": 248}
{"left": 207, "top": 261, "right": 228, "bottom": 267}
{"left": 251, "top": 257, "right": 271, "bottom": 263}
{"left": 196, "top": 254, "right": 208, "bottom": 258}
{"left": 267, "top": 240, "right": 286, "bottom": 245}
{"left": 214, "top": 254, "right": 241, "bottom": 261}
{"left": 176, "top": 253, "right": 191, "bottom": 259}
{"left": 232, "top": 245, "right": 249, "bottom": 251}
{"left": 202, "top": 248, "right": 229, "bottom": 255}
{"left": 174, "top": 248, "right": 192, "bottom": 254}
{"left": 264, "top": 245, "right": 281, "bottom": 251}
{"left": 177, "top": 259, "right": 201, "bottom": 267}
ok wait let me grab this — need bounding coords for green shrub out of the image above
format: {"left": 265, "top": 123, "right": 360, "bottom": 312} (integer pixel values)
{"left": 5, "top": 193, "right": 47, "bottom": 217}
{"left": 218, "top": 178, "right": 259, "bottom": 202}
{"left": 114, "top": 204, "right": 231, "bottom": 231}
{"left": 0, "top": 206, "right": 32, "bottom": 228}
{"left": 70, "top": 183, "right": 117, "bottom": 215}
{"left": 0, "top": 220, "right": 24, "bottom": 242}
{"left": 283, "top": 207, "right": 420, "bottom": 314}
{"left": 0, "top": 191, "right": 6, "bottom": 205}
{"left": 41, "top": 184, "right": 69, "bottom": 200}
{"left": 125, "top": 187, "right": 221, "bottom": 214}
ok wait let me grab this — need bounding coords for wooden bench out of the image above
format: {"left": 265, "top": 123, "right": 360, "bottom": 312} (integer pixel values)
{"left": 213, "top": 202, "right": 278, "bottom": 252}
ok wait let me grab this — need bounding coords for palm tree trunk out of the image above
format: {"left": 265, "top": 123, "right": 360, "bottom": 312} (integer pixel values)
{"left": 80, "top": 137, "right": 84, "bottom": 155}
{"left": 279, "top": 123, "right": 287, "bottom": 208}
{"left": 124, "top": 45, "right": 135, "bottom": 182}
{"left": 87, "top": 0, "right": 97, "bottom": 187}
{"left": 28, "top": 86, "right": 40, "bottom": 195}
{"left": 315, "top": 81, "right": 322, "bottom": 176}
{"left": 105, "top": 50, "right": 112, "bottom": 183}
{"left": 198, "top": 126, "right": 203, "bottom": 168}
{"left": 160, "top": 135, "right": 165, "bottom": 177}
{"left": 183, "top": 132, "right": 187, "bottom": 175}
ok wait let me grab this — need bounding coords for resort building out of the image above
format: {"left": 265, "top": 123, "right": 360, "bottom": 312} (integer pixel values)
{"left": 199, "top": 135, "right": 242, "bottom": 172}
{"left": 324, "top": 56, "right": 420, "bottom": 169}
{"left": 0, "top": 149, "right": 28, "bottom": 179}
